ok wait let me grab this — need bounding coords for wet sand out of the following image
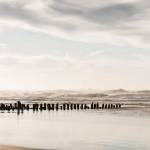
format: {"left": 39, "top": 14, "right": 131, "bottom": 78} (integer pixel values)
{"left": 0, "top": 145, "right": 45, "bottom": 150}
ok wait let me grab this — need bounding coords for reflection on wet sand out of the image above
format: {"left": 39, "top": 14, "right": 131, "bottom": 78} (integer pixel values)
{"left": 0, "top": 108, "right": 150, "bottom": 150}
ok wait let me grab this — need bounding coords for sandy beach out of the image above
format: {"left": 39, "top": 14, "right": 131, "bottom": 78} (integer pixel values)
{"left": 0, "top": 145, "right": 45, "bottom": 150}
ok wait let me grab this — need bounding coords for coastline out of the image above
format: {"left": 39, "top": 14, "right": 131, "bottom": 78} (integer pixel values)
{"left": 0, "top": 145, "right": 45, "bottom": 150}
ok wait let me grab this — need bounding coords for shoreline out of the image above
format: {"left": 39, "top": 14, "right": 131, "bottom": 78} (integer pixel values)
{"left": 0, "top": 145, "right": 45, "bottom": 150}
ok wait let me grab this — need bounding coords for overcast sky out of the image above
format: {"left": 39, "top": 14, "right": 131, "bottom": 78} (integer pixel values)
{"left": 0, "top": 0, "right": 150, "bottom": 90}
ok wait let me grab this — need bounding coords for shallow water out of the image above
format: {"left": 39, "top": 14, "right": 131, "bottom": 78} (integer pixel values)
{"left": 0, "top": 108, "right": 150, "bottom": 150}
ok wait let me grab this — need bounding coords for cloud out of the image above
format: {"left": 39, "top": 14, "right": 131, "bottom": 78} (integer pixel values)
{"left": 0, "top": 0, "right": 149, "bottom": 47}
{"left": 51, "top": 1, "right": 139, "bottom": 25}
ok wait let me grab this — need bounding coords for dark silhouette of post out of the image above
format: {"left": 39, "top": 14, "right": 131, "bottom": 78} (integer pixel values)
{"left": 44, "top": 103, "right": 46, "bottom": 110}
{"left": 17, "top": 101, "right": 22, "bottom": 110}
{"left": 74, "top": 104, "right": 77, "bottom": 110}
{"left": 80, "top": 104, "right": 84, "bottom": 110}
{"left": 26, "top": 104, "right": 30, "bottom": 110}
{"left": 70, "top": 103, "right": 73, "bottom": 110}
{"left": 119, "top": 103, "right": 121, "bottom": 108}
{"left": 113, "top": 104, "right": 116, "bottom": 109}
{"left": 63, "top": 103, "right": 66, "bottom": 110}
{"left": 96, "top": 103, "right": 99, "bottom": 109}
{"left": 56, "top": 103, "right": 59, "bottom": 111}
{"left": 40, "top": 104, "right": 43, "bottom": 111}
{"left": 107, "top": 104, "right": 110, "bottom": 109}
{"left": 0, "top": 101, "right": 123, "bottom": 113}
{"left": 94, "top": 103, "right": 97, "bottom": 109}
{"left": 84, "top": 104, "right": 87, "bottom": 110}
{"left": 47, "top": 104, "right": 51, "bottom": 110}
{"left": 115, "top": 104, "right": 118, "bottom": 109}
{"left": 51, "top": 104, "right": 55, "bottom": 110}
{"left": 66, "top": 103, "right": 70, "bottom": 110}
{"left": 77, "top": 104, "right": 80, "bottom": 110}
{"left": 91, "top": 102, "right": 94, "bottom": 109}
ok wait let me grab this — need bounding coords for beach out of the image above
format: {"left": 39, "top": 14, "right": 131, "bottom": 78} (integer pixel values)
{"left": 0, "top": 90, "right": 150, "bottom": 149}
{"left": 0, "top": 145, "right": 44, "bottom": 150}
{"left": 0, "top": 108, "right": 150, "bottom": 150}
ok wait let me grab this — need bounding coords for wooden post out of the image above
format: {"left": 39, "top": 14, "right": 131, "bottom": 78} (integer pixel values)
{"left": 63, "top": 103, "right": 66, "bottom": 110}
{"left": 70, "top": 103, "right": 73, "bottom": 110}
{"left": 80, "top": 104, "right": 84, "bottom": 110}
{"left": 77, "top": 104, "right": 80, "bottom": 110}
{"left": 74, "top": 104, "right": 77, "bottom": 110}
{"left": 91, "top": 102, "right": 94, "bottom": 109}
{"left": 56, "top": 103, "right": 59, "bottom": 111}
{"left": 66, "top": 103, "right": 70, "bottom": 110}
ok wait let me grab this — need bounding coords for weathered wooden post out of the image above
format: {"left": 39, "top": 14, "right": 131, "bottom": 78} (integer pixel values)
{"left": 107, "top": 104, "right": 110, "bottom": 109}
{"left": 11, "top": 105, "right": 15, "bottom": 111}
{"left": 119, "top": 103, "right": 121, "bottom": 108}
{"left": 51, "top": 104, "right": 55, "bottom": 110}
{"left": 77, "top": 104, "right": 80, "bottom": 110}
{"left": 115, "top": 104, "right": 118, "bottom": 109}
{"left": 113, "top": 104, "right": 115, "bottom": 109}
{"left": 74, "top": 104, "right": 77, "bottom": 110}
{"left": 96, "top": 103, "right": 99, "bottom": 109}
{"left": 66, "top": 103, "right": 69, "bottom": 110}
{"left": 56, "top": 103, "right": 59, "bottom": 111}
{"left": 84, "top": 104, "right": 87, "bottom": 109}
{"left": 80, "top": 104, "right": 84, "bottom": 110}
{"left": 63, "top": 103, "right": 66, "bottom": 110}
{"left": 47, "top": 104, "right": 51, "bottom": 110}
{"left": 17, "top": 101, "right": 22, "bottom": 110}
{"left": 40, "top": 104, "right": 43, "bottom": 111}
{"left": 70, "top": 103, "right": 73, "bottom": 110}
{"left": 6, "top": 105, "right": 10, "bottom": 111}
{"left": 43, "top": 103, "right": 46, "bottom": 110}
{"left": 91, "top": 102, "right": 94, "bottom": 109}
{"left": 33, "top": 104, "right": 36, "bottom": 111}
{"left": 102, "top": 104, "right": 104, "bottom": 109}
{"left": 26, "top": 104, "right": 30, "bottom": 110}
{"left": 36, "top": 104, "right": 39, "bottom": 111}
{"left": 93, "top": 103, "right": 96, "bottom": 109}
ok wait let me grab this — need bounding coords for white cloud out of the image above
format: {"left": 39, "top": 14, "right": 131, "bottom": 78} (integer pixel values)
{"left": 0, "top": 0, "right": 149, "bottom": 47}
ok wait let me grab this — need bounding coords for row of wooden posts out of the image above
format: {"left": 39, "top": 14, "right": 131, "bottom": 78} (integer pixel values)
{"left": 0, "top": 101, "right": 121, "bottom": 113}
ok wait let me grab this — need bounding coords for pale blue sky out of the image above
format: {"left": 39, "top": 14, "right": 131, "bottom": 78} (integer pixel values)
{"left": 0, "top": 0, "right": 150, "bottom": 90}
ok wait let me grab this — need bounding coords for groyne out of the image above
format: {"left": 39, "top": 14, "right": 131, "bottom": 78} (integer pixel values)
{"left": 0, "top": 101, "right": 122, "bottom": 114}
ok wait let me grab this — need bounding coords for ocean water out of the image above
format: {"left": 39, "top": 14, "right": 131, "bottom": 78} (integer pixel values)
{"left": 0, "top": 108, "right": 150, "bottom": 150}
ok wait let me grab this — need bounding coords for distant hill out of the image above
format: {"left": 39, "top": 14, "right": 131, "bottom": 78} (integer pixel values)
{"left": 137, "top": 90, "right": 150, "bottom": 94}
{"left": 104, "top": 89, "right": 129, "bottom": 94}
{"left": 0, "top": 89, "right": 150, "bottom": 99}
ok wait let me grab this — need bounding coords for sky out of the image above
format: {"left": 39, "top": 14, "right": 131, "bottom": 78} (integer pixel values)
{"left": 0, "top": 0, "right": 150, "bottom": 90}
